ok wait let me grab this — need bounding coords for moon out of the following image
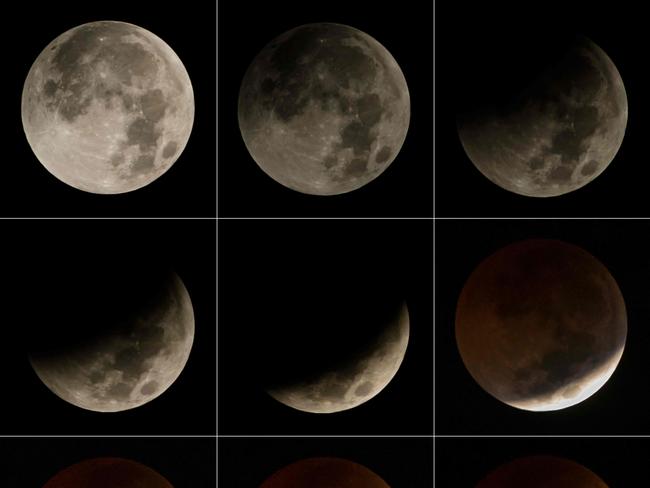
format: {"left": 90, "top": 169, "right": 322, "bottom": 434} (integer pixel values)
{"left": 238, "top": 23, "right": 410, "bottom": 195}
{"left": 477, "top": 456, "right": 608, "bottom": 488}
{"left": 267, "top": 302, "right": 409, "bottom": 413}
{"left": 457, "top": 36, "right": 627, "bottom": 197}
{"left": 455, "top": 239, "right": 626, "bottom": 411}
{"left": 261, "top": 458, "right": 390, "bottom": 488}
{"left": 22, "top": 21, "right": 194, "bottom": 194}
{"left": 44, "top": 458, "right": 173, "bottom": 488}
{"left": 29, "top": 272, "right": 194, "bottom": 412}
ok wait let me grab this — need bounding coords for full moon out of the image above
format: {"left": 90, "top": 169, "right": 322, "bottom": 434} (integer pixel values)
{"left": 267, "top": 302, "right": 409, "bottom": 413}
{"left": 455, "top": 239, "right": 626, "bottom": 411}
{"left": 44, "top": 458, "right": 173, "bottom": 488}
{"left": 458, "top": 36, "right": 627, "bottom": 197}
{"left": 238, "top": 23, "right": 410, "bottom": 195}
{"left": 29, "top": 272, "right": 194, "bottom": 412}
{"left": 477, "top": 456, "right": 608, "bottom": 488}
{"left": 261, "top": 458, "right": 390, "bottom": 488}
{"left": 22, "top": 21, "right": 194, "bottom": 194}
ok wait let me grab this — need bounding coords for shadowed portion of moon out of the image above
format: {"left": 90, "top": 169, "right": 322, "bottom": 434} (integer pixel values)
{"left": 261, "top": 458, "right": 390, "bottom": 488}
{"left": 44, "top": 458, "right": 173, "bottom": 488}
{"left": 458, "top": 36, "right": 627, "bottom": 197}
{"left": 455, "top": 239, "right": 626, "bottom": 411}
{"left": 22, "top": 21, "right": 194, "bottom": 194}
{"left": 477, "top": 456, "right": 609, "bottom": 488}
{"left": 267, "top": 302, "right": 409, "bottom": 413}
{"left": 239, "top": 23, "right": 410, "bottom": 195}
{"left": 29, "top": 270, "right": 194, "bottom": 412}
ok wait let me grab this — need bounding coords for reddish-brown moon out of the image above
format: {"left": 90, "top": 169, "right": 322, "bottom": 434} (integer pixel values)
{"left": 43, "top": 458, "right": 173, "bottom": 488}
{"left": 260, "top": 457, "right": 390, "bottom": 488}
{"left": 477, "top": 455, "right": 609, "bottom": 488}
{"left": 456, "top": 239, "right": 627, "bottom": 411}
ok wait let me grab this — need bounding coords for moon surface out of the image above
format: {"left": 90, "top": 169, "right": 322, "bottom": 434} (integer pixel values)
{"left": 29, "top": 272, "right": 194, "bottom": 412}
{"left": 261, "top": 458, "right": 390, "bottom": 488}
{"left": 267, "top": 302, "right": 409, "bottom": 413}
{"left": 477, "top": 456, "right": 608, "bottom": 488}
{"left": 44, "top": 458, "right": 173, "bottom": 488}
{"left": 458, "top": 36, "right": 627, "bottom": 197}
{"left": 22, "top": 21, "right": 194, "bottom": 194}
{"left": 455, "top": 239, "right": 626, "bottom": 411}
{"left": 238, "top": 23, "right": 410, "bottom": 195}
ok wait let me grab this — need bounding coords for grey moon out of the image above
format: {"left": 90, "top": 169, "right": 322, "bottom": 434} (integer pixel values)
{"left": 238, "top": 23, "right": 410, "bottom": 195}
{"left": 458, "top": 36, "right": 627, "bottom": 197}
{"left": 29, "top": 273, "right": 194, "bottom": 412}
{"left": 455, "top": 239, "right": 626, "bottom": 411}
{"left": 267, "top": 302, "right": 409, "bottom": 413}
{"left": 22, "top": 21, "right": 194, "bottom": 194}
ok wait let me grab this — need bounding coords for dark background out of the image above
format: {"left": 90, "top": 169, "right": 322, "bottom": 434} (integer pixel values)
{"left": 0, "top": 219, "right": 215, "bottom": 434}
{"left": 435, "top": 0, "right": 645, "bottom": 217}
{"left": 0, "top": 437, "right": 214, "bottom": 487}
{"left": 436, "top": 219, "right": 650, "bottom": 434}
{"left": 437, "top": 437, "right": 642, "bottom": 486}
{"left": 218, "top": 0, "right": 433, "bottom": 217}
{"left": 219, "top": 437, "right": 431, "bottom": 488}
{"left": 4, "top": 1, "right": 215, "bottom": 217}
{"left": 219, "top": 219, "right": 432, "bottom": 434}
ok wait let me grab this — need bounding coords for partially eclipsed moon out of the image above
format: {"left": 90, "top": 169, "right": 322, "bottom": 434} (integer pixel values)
{"left": 477, "top": 456, "right": 608, "bottom": 488}
{"left": 44, "top": 458, "right": 174, "bottom": 488}
{"left": 239, "top": 23, "right": 410, "bottom": 195}
{"left": 267, "top": 302, "right": 409, "bottom": 413}
{"left": 455, "top": 239, "right": 626, "bottom": 411}
{"left": 260, "top": 458, "right": 390, "bottom": 488}
{"left": 22, "top": 21, "right": 194, "bottom": 194}
{"left": 29, "top": 272, "right": 194, "bottom": 412}
{"left": 458, "top": 36, "right": 627, "bottom": 197}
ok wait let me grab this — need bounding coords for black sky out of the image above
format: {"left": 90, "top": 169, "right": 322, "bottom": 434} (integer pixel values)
{"left": 3, "top": 0, "right": 215, "bottom": 217}
{"left": 436, "top": 219, "right": 650, "bottom": 434}
{"left": 219, "top": 437, "right": 432, "bottom": 488}
{"left": 218, "top": 0, "right": 433, "bottom": 217}
{"left": 0, "top": 437, "right": 215, "bottom": 487}
{"left": 436, "top": 0, "right": 645, "bottom": 217}
{"left": 0, "top": 219, "right": 215, "bottom": 434}
{"left": 218, "top": 219, "right": 433, "bottom": 434}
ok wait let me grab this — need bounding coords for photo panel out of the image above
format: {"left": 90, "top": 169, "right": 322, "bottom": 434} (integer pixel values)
{"left": 436, "top": 436, "right": 642, "bottom": 487}
{"left": 218, "top": 0, "right": 433, "bottom": 217}
{"left": 3, "top": 0, "right": 215, "bottom": 217}
{"left": 218, "top": 218, "right": 433, "bottom": 434}
{"left": 220, "top": 436, "right": 432, "bottom": 488}
{"left": 435, "top": 0, "right": 642, "bottom": 217}
{"left": 0, "top": 218, "right": 215, "bottom": 434}
{"left": 0, "top": 437, "right": 215, "bottom": 487}
{"left": 435, "top": 218, "right": 650, "bottom": 434}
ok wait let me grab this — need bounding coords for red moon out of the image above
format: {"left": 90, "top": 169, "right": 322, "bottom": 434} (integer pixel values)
{"left": 43, "top": 458, "right": 173, "bottom": 488}
{"left": 477, "top": 455, "right": 609, "bottom": 488}
{"left": 456, "top": 239, "right": 627, "bottom": 411}
{"left": 260, "top": 457, "right": 390, "bottom": 488}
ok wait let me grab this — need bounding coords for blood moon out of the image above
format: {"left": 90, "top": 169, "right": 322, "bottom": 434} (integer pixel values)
{"left": 455, "top": 239, "right": 626, "bottom": 411}
{"left": 260, "top": 458, "right": 390, "bottom": 488}
{"left": 477, "top": 456, "right": 608, "bottom": 488}
{"left": 43, "top": 458, "right": 173, "bottom": 488}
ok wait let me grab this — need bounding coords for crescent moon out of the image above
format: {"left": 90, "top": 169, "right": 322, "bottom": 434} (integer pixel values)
{"left": 267, "top": 302, "right": 409, "bottom": 413}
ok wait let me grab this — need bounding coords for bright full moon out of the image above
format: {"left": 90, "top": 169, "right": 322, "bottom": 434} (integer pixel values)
{"left": 22, "top": 21, "right": 194, "bottom": 194}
